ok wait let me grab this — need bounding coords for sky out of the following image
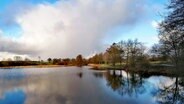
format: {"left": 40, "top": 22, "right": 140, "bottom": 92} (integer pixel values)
{"left": 0, "top": 0, "right": 168, "bottom": 60}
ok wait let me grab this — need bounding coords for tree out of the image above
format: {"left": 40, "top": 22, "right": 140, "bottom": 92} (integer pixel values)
{"left": 98, "top": 53, "right": 104, "bottom": 64}
{"left": 128, "top": 39, "right": 143, "bottom": 67}
{"left": 53, "top": 58, "right": 61, "bottom": 65}
{"left": 103, "top": 52, "right": 109, "bottom": 64}
{"left": 70, "top": 58, "right": 76, "bottom": 65}
{"left": 120, "top": 39, "right": 145, "bottom": 67}
{"left": 47, "top": 58, "right": 52, "bottom": 63}
{"left": 25, "top": 58, "right": 31, "bottom": 61}
{"left": 63, "top": 58, "right": 70, "bottom": 65}
{"left": 89, "top": 53, "right": 104, "bottom": 64}
{"left": 150, "top": 44, "right": 169, "bottom": 61}
{"left": 76, "top": 54, "right": 83, "bottom": 66}
{"left": 106, "top": 43, "right": 122, "bottom": 66}
{"left": 158, "top": 0, "right": 184, "bottom": 70}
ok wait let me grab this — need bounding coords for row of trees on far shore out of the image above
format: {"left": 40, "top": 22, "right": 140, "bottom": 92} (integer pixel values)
{"left": 0, "top": 54, "right": 88, "bottom": 67}
{"left": 47, "top": 54, "right": 88, "bottom": 66}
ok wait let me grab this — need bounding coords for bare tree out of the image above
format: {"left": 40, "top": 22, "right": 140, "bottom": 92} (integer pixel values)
{"left": 120, "top": 39, "right": 145, "bottom": 67}
{"left": 158, "top": 0, "right": 184, "bottom": 71}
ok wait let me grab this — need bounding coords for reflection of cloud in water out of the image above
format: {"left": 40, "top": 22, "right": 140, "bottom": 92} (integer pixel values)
{"left": 0, "top": 67, "right": 183, "bottom": 104}
{"left": 147, "top": 76, "right": 175, "bottom": 89}
{"left": 0, "top": 67, "right": 126, "bottom": 104}
{"left": 104, "top": 70, "right": 183, "bottom": 104}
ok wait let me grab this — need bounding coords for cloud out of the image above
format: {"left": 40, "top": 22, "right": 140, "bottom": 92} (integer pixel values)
{"left": 151, "top": 20, "right": 160, "bottom": 29}
{"left": 0, "top": 30, "right": 40, "bottom": 59}
{"left": 0, "top": 1, "right": 33, "bottom": 28}
{"left": 0, "top": 34, "right": 40, "bottom": 55}
{"left": 0, "top": 0, "right": 146, "bottom": 59}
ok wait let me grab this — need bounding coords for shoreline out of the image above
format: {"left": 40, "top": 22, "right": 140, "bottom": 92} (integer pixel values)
{"left": 0, "top": 64, "right": 183, "bottom": 77}
{"left": 88, "top": 64, "right": 183, "bottom": 77}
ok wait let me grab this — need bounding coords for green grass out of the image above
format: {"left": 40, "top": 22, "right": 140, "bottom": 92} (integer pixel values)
{"left": 150, "top": 61, "right": 171, "bottom": 65}
{"left": 93, "top": 63, "right": 125, "bottom": 70}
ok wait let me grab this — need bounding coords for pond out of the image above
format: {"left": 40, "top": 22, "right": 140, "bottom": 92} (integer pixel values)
{"left": 0, "top": 66, "right": 183, "bottom": 104}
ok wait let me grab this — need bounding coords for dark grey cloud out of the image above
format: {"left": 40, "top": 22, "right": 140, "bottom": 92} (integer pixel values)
{"left": 0, "top": 35, "right": 41, "bottom": 55}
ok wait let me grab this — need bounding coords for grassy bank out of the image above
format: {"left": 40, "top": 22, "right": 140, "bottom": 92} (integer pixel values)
{"left": 88, "top": 64, "right": 125, "bottom": 70}
{"left": 88, "top": 63, "right": 182, "bottom": 77}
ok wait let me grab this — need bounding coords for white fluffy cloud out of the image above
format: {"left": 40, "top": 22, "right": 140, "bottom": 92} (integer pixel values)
{"left": 151, "top": 20, "right": 160, "bottom": 29}
{"left": 0, "top": 0, "right": 146, "bottom": 59}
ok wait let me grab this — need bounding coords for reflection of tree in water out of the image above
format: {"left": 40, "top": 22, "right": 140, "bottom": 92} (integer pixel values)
{"left": 77, "top": 72, "right": 83, "bottom": 78}
{"left": 156, "top": 77, "right": 184, "bottom": 104}
{"left": 105, "top": 70, "right": 145, "bottom": 97}
{"left": 123, "top": 72, "right": 145, "bottom": 97}
{"left": 105, "top": 70, "right": 124, "bottom": 90}
{"left": 93, "top": 72, "right": 103, "bottom": 78}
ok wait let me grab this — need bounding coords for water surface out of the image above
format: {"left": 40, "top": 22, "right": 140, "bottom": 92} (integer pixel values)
{"left": 0, "top": 67, "right": 183, "bottom": 104}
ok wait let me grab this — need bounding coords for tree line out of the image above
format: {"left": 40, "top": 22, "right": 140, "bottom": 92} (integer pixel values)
{"left": 47, "top": 54, "right": 88, "bottom": 66}
{"left": 0, "top": 54, "right": 88, "bottom": 67}
{"left": 88, "top": 39, "right": 150, "bottom": 69}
